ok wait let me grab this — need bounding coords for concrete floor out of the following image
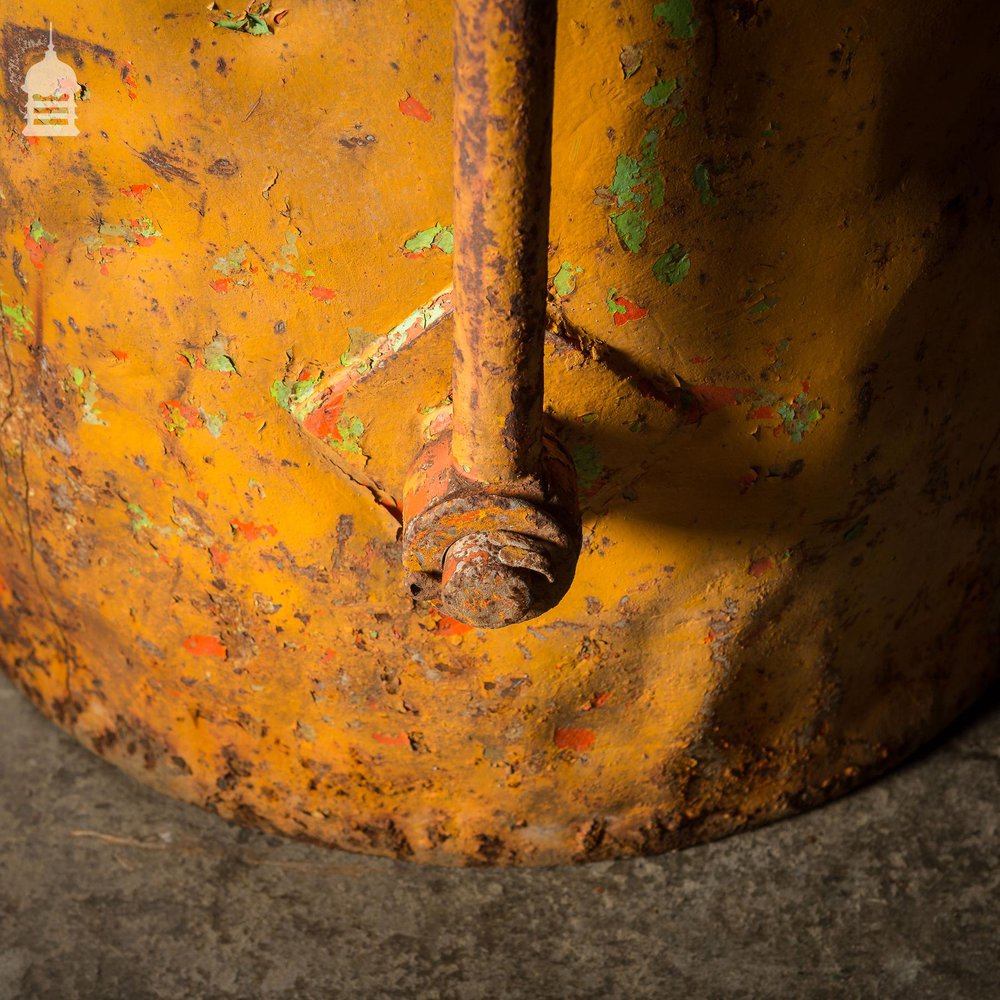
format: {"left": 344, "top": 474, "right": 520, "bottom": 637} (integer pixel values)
{"left": 0, "top": 675, "right": 997, "bottom": 1000}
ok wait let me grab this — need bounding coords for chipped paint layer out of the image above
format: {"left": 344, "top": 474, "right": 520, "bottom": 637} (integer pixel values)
{"left": 0, "top": 0, "right": 998, "bottom": 869}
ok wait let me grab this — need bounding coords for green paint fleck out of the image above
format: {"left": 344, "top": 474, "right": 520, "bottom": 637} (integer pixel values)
{"left": 330, "top": 415, "right": 365, "bottom": 455}
{"left": 775, "top": 393, "right": 823, "bottom": 443}
{"left": 0, "top": 290, "right": 34, "bottom": 341}
{"left": 28, "top": 219, "right": 56, "bottom": 244}
{"left": 749, "top": 296, "right": 779, "bottom": 315}
{"left": 610, "top": 209, "right": 649, "bottom": 253}
{"left": 68, "top": 367, "right": 107, "bottom": 426}
{"left": 693, "top": 162, "right": 719, "bottom": 206}
{"left": 652, "top": 244, "right": 690, "bottom": 285}
{"left": 203, "top": 333, "right": 239, "bottom": 374}
{"left": 96, "top": 218, "right": 160, "bottom": 245}
{"left": 642, "top": 78, "right": 677, "bottom": 108}
{"left": 552, "top": 261, "right": 582, "bottom": 297}
{"left": 133, "top": 217, "right": 161, "bottom": 239}
{"left": 126, "top": 502, "right": 153, "bottom": 534}
{"left": 606, "top": 288, "right": 627, "bottom": 315}
{"left": 653, "top": 0, "right": 699, "bottom": 40}
{"left": 214, "top": 244, "right": 249, "bottom": 276}
{"left": 671, "top": 109, "right": 688, "bottom": 128}
{"left": 602, "top": 131, "right": 662, "bottom": 251}
{"left": 403, "top": 224, "right": 453, "bottom": 255}
{"left": 214, "top": 1, "right": 274, "bottom": 35}
{"left": 571, "top": 443, "right": 604, "bottom": 494}
{"left": 609, "top": 156, "right": 643, "bottom": 205}
{"left": 270, "top": 379, "right": 291, "bottom": 411}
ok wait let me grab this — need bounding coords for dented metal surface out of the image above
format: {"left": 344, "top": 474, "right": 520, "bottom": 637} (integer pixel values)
{"left": 0, "top": 0, "right": 999, "bottom": 865}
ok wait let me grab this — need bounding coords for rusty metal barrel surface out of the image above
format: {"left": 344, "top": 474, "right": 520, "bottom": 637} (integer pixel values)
{"left": 0, "top": 0, "right": 998, "bottom": 864}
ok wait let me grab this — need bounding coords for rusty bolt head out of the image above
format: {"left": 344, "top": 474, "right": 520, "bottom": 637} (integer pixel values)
{"left": 440, "top": 530, "right": 559, "bottom": 629}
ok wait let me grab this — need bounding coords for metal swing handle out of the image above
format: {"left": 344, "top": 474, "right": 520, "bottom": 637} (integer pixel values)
{"left": 400, "top": 0, "right": 582, "bottom": 629}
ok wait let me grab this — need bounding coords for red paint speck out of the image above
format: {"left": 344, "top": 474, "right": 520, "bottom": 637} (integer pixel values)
{"left": 554, "top": 727, "right": 595, "bottom": 751}
{"left": 748, "top": 556, "right": 774, "bottom": 578}
{"left": 612, "top": 296, "right": 649, "bottom": 326}
{"left": 690, "top": 384, "right": 741, "bottom": 415}
{"left": 196, "top": 490, "right": 209, "bottom": 506}
{"left": 209, "top": 545, "right": 230, "bottom": 571}
{"left": 183, "top": 635, "right": 227, "bottom": 659}
{"left": 230, "top": 519, "right": 277, "bottom": 541}
{"left": 309, "top": 286, "right": 337, "bottom": 302}
{"left": 303, "top": 392, "right": 345, "bottom": 441}
{"left": 321, "top": 649, "right": 337, "bottom": 664}
{"left": 373, "top": 731, "right": 410, "bottom": 747}
{"left": 120, "top": 184, "right": 153, "bottom": 200}
{"left": 398, "top": 95, "right": 432, "bottom": 122}
{"left": 111, "top": 349, "right": 129, "bottom": 361}
{"left": 749, "top": 405, "right": 775, "bottom": 420}
{"left": 210, "top": 277, "right": 232, "bottom": 294}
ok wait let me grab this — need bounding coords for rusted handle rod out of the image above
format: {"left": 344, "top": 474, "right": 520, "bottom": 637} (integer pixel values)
{"left": 451, "top": 0, "right": 557, "bottom": 484}
{"left": 401, "top": 0, "right": 579, "bottom": 629}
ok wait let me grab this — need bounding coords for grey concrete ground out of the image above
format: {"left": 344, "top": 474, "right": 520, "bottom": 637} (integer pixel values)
{"left": 0, "top": 674, "right": 997, "bottom": 1000}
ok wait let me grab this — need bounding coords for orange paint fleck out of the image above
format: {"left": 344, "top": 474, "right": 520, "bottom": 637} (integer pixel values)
{"left": 111, "top": 349, "right": 129, "bottom": 361}
{"left": 435, "top": 613, "right": 473, "bottom": 637}
{"left": 749, "top": 556, "right": 775, "bottom": 578}
{"left": 309, "top": 286, "right": 337, "bottom": 302}
{"left": 749, "top": 405, "right": 776, "bottom": 420}
{"left": 230, "top": 519, "right": 278, "bottom": 542}
{"left": 23, "top": 226, "right": 54, "bottom": 270}
{"left": 612, "top": 296, "right": 649, "bottom": 326}
{"left": 554, "top": 727, "right": 595, "bottom": 751}
{"left": 373, "top": 731, "right": 410, "bottom": 747}
{"left": 210, "top": 277, "right": 232, "bottom": 294}
{"left": 196, "top": 490, "right": 209, "bottom": 506}
{"left": 398, "top": 95, "right": 432, "bottom": 122}
{"left": 321, "top": 649, "right": 337, "bottom": 664}
{"left": 120, "top": 184, "right": 153, "bottom": 200}
{"left": 183, "top": 635, "right": 227, "bottom": 659}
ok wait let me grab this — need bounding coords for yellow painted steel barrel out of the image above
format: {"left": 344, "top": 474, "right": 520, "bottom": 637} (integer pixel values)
{"left": 1, "top": 0, "right": 998, "bottom": 864}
